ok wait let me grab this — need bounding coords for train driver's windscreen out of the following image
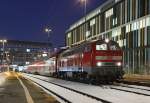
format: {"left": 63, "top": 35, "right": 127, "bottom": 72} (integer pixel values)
{"left": 96, "top": 43, "right": 107, "bottom": 50}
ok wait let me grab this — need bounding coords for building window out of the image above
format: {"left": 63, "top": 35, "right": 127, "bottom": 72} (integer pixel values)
{"left": 90, "top": 19, "right": 95, "bottom": 26}
{"left": 140, "top": 19, "right": 146, "bottom": 29}
{"left": 146, "top": 17, "right": 150, "bottom": 27}
{"left": 138, "top": 0, "right": 146, "bottom": 17}
{"left": 126, "top": 24, "right": 131, "bottom": 33}
{"left": 148, "top": 26, "right": 150, "bottom": 45}
{"left": 148, "top": 0, "right": 150, "bottom": 14}
{"left": 127, "top": 0, "right": 130, "bottom": 22}
{"left": 113, "top": 18, "right": 118, "bottom": 26}
{"left": 105, "top": 8, "right": 113, "bottom": 18}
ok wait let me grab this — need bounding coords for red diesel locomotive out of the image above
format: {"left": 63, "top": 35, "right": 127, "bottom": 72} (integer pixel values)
{"left": 26, "top": 39, "right": 124, "bottom": 82}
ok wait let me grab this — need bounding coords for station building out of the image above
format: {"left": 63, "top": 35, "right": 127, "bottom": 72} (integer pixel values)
{"left": 66, "top": 0, "right": 150, "bottom": 75}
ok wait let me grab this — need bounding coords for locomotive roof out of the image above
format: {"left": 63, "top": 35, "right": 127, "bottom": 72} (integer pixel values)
{"left": 61, "top": 39, "right": 117, "bottom": 57}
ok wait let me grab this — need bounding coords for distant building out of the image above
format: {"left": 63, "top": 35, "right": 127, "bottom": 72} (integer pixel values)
{"left": 0, "top": 40, "right": 51, "bottom": 66}
{"left": 66, "top": 0, "right": 150, "bottom": 75}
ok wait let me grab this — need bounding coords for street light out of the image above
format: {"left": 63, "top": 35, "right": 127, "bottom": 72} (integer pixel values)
{"left": 0, "top": 39, "right": 7, "bottom": 71}
{"left": 45, "top": 27, "right": 52, "bottom": 55}
{"left": 79, "top": 0, "right": 88, "bottom": 40}
{"left": 45, "top": 28, "right": 52, "bottom": 41}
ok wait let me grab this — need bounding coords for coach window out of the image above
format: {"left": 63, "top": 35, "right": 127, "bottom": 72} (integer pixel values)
{"left": 96, "top": 44, "right": 107, "bottom": 50}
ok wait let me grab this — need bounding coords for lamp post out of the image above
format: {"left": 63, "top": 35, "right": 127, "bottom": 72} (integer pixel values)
{"left": 80, "top": 0, "right": 88, "bottom": 40}
{"left": 45, "top": 28, "right": 52, "bottom": 56}
{"left": 0, "top": 39, "right": 7, "bottom": 71}
{"left": 45, "top": 28, "right": 52, "bottom": 43}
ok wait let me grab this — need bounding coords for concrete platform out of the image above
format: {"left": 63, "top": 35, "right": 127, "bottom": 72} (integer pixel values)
{"left": 0, "top": 72, "right": 59, "bottom": 103}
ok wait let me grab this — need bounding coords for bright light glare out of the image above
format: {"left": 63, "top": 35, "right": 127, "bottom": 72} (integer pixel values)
{"left": 117, "top": 62, "right": 122, "bottom": 66}
{"left": 78, "top": 0, "right": 88, "bottom": 4}
{"left": 0, "top": 39, "right": 7, "bottom": 43}
{"left": 97, "top": 62, "right": 102, "bottom": 67}
{"left": 3, "top": 40, "right": 7, "bottom": 43}
{"left": 45, "top": 28, "right": 52, "bottom": 32}
{"left": 80, "top": 0, "right": 86, "bottom": 2}
{"left": 105, "top": 39, "right": 110, "bottom": 43}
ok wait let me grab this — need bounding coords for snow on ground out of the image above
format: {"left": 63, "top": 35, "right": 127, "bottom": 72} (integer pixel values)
{"left": 0, "top": 72, "right": 7, "bottom": 86}
{"left": 24, "top": 75, "right": 102, "bottom": 103}
{"left": 24, "top": 74, "right": 150, "bottom": 103}
{"left": 110, "top": 85, "right": 150, "bottom": 95}
{"left": 118, "top": 84, "right": 150, "bottom": 91}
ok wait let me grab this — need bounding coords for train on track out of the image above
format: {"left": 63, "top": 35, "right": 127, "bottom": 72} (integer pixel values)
{"left": 26, "top": 39, "right": 124, "bottom": 82}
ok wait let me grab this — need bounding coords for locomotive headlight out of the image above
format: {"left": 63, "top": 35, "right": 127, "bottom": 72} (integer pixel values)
{"left": 97, "top": 62, "right": 102, "bottom": 67}
{"left": 117, "top": 62, "right": 122, "bottom": 66}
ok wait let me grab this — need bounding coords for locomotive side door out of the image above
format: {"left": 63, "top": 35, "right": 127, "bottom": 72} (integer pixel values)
{"left": 82, "top": 44, "right": 92, "bottom": 73}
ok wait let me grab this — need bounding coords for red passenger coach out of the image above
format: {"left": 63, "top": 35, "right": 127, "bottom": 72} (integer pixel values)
{"left": 57, "top": 39, "right": 124, "bottom": 81}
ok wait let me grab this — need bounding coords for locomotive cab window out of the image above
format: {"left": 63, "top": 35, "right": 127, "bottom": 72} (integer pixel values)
{"left": 109, "top": 43, "right": 120, "bottom": 50}
{"left": 96, "top": 44, "right": 107, "bottom": 50}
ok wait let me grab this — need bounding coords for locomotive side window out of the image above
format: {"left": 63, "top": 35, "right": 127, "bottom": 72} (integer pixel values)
{"left": 96, "top": 44, "right": 107, "bottom": 50}
{"left": 109, "top": 44, "right": 120, "bottom": 50}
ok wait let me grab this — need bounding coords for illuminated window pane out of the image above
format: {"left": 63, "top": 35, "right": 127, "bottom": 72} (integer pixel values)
{"left": 105, "top": 8, "right": 113, "bottom": 18}
{"left": 90, "top": 19, "right": 96, "bottom": 26}
{"left": 146, "top": 17, "right": 150, "bottom": 26}
{"left": 140, "top": 20, "right": 143, "bottom": 29}
{"left": 126, "top": 24, "right": 130, "bottom": 33}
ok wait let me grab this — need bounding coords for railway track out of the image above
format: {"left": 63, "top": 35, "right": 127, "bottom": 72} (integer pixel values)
{"left": 107, "top": 81, "right": 150, "bottom": 96}
{"left": 113, "top": 83, "right": 150, "bottom": 92}
{"left": 24, "top": 74, "right": 111, "bottom": 103}
{"left": 23, "top": 74, "right": 150, "bottom": 103}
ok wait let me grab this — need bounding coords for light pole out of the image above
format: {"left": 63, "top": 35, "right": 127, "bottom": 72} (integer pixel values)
{"left": 45, "top": 28, "right": 52, "bottom": 55}
{"left": 80, "top": 0, "right": 88, "bottom": 40}
{"left": 45, "top": 28, "right": 52, "bottom": 43}
{"left": 0, "top": 39, "right": 7, "bottom": 71}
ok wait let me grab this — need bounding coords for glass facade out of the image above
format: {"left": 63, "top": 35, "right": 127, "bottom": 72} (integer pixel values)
{"left": 66, "top": 0, "right": 150, "bottom": 75}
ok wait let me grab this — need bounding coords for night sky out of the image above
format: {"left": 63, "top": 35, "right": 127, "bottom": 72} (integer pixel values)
{"left": 0, "top": 0, "right": 107, "bottom": 47}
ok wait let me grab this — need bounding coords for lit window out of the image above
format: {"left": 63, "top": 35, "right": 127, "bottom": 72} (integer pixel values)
{"left": 86, "top": 31, "right": 90, "bottom": 37}
{"left": 140, "top": 19, "right": 146, "bottom": 29}
{"left": 140, "top": 20, "right": 143, "bottom": 29}
{"left": 124, "top": 39, "right": 126, "bottom": 46}
{"left": 90, "top": 19, "right": 95, "bottom": 26}
{"left": 143, "top": 19, "right": 146, "bottom": 28}
{"left": 68, "top": 33, "right": 71, "bottom": 38}
{"left": 126, "top": 24, "right": 130, "bottom": 33}
{"left": 118, "top": 40, "right": 123, "bottom": 47}
{"left": 112, "top": 28, "right": 121, "bottom": 37}
{"left": 146, "top": 17, "right": 150, "bottom": 26}
{"left": 105, "top": 8, "right": 113, "bottom": 18}
{"left": 131, "top": 22, "right": 137, "bottom": 31}
{"left": 113, "top": 18, "right": 118, "bottom": 26}
{"left": 113, "top": 19, "right": 115, "bottom": 26}
{"left": 96, "top": 44, "right": 107, "bottom": 50}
